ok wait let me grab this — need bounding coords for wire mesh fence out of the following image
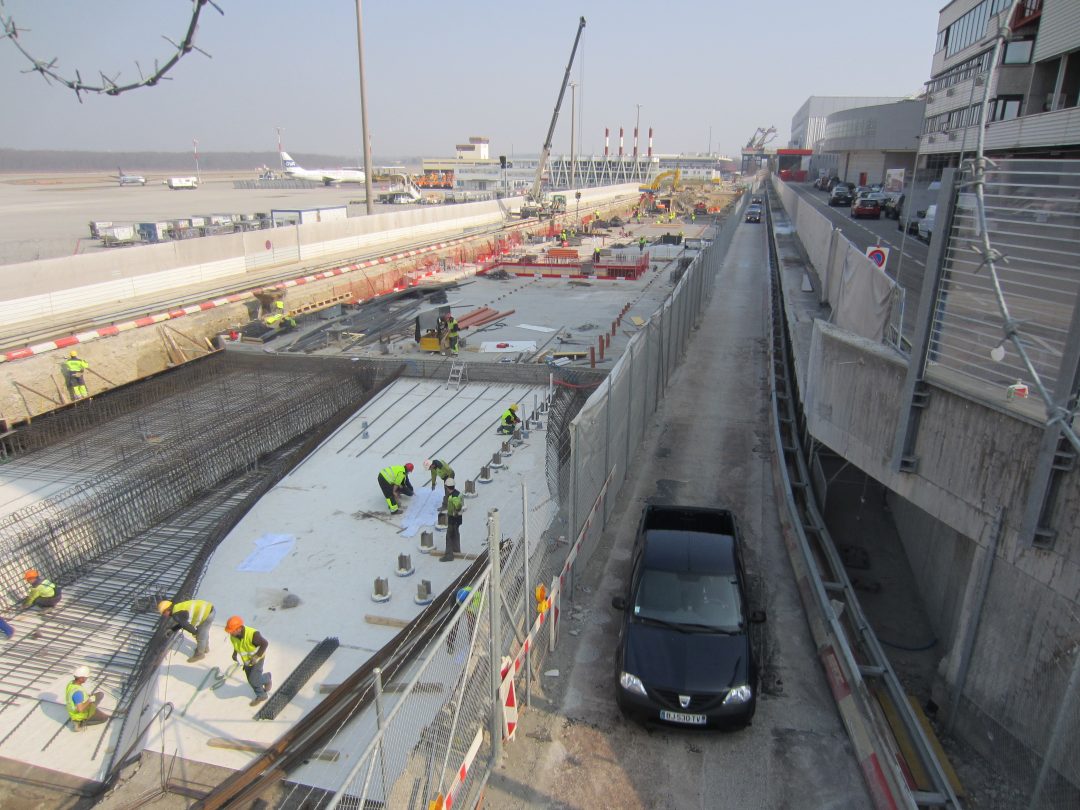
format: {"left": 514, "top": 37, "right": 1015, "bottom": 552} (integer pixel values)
{"left": 926, "top": 159, "right": 1080, "bottom": 400}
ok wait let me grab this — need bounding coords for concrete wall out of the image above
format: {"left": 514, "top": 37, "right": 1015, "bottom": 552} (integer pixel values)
{"left": 2, "top": 185, "right": 640, "bottom": 326}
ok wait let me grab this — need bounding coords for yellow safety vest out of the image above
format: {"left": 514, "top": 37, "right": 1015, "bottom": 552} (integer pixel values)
{"left": 380, "top": 465, "right": 407, "bottom": 485}
{"left": 501, "top": 409, "right": 518, "bottom": 426}
{"left": 26, "top": 578, "right": 57, "bottom": 605}
{"left": 229, "top": 625, "right": 260, "bottom": 664}
{"left": 66, "top": 680, "right": 92, "bottom": 722}
{"left": 172, "top": 599, "right": 213, "bottom": 627}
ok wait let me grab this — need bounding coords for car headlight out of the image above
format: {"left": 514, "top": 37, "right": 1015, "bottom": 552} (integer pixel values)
{"left": 723, "top": 685, "right": 753, "bottom": 705}
{"left": 618, "top": 672, "right": 648, "bottom": 697}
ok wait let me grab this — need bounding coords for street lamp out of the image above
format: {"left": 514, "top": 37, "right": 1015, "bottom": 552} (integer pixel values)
{"left": 193, "top": 138, "right": 200, "bottom": 184}
{"left": 276, "top": 127, "right": 284, "bottom": 171}
{"left": 569, "top": 81, "right": 578, "bottom": 190}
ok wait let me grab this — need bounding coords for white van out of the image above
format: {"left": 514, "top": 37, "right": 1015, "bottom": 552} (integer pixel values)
{"left": 918, "top": 204, "right": 937, "bottom": 242}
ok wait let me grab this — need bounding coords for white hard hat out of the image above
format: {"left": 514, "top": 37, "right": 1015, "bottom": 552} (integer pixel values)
{"left": 423, "top": 459, "right": 433, "bottom": 470}
{"left": 74, "top": 665, "right": 90, "bottom": 679}
{"left": 444, "top": 478, "right": 456, "bottom": 487}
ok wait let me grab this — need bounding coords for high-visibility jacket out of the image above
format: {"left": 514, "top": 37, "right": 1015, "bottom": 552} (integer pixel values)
{"left": 501, "top": 409, "right": 519, "bottom": 427}
{"left": 458, "top": 586, "right": 482, "bottom": 616}
{"left": 380, "top": 465, "right": 408, "bottom": 486}
{"left": 26, "top": 578, "right": 57, "bottom": 606}
{"left": 66, "top": 680, "right": 92, "bottom": 722}
{"left": 274, "top": 300, "right": 285, "bottom": 312}
{"left": 447, "top": 318, "right": 459, "bottom": 338}
{"left": 65, "top": 358, "right": 89, "bottom": 377}
{"left": 429, "top": 460, "right": 455, "bottom": 487}
{"left": 229, "top": 625, "right": 262, "bottom": 665}
{"left": 172, "top": 599, "right": 213, "bottom": 628}
{"left": 447, "top": 491, "right": 464, "bottom": 526}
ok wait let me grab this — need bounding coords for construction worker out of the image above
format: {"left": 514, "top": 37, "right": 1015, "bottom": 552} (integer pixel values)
{"left": 23, "top": 569, "right": 61, "bottom": 608}
{"left": 66, "top": 665, "right": 110, "bottom": 731}
{"left": 440, "top": 479, "right": 464, "bottom": 562}
{"left": 424, "top": 458, "right": 455, "bottom": 491}
{"left": 265, "top": 300, "right": 296, "bottom": 330}
{"left": 497, "top": 403, "right": 521, "bottom": 435}
{"left": 445, "top": 314, "right": 460, "bottom": 356}
{"left": 64, "top": 350, "right": 89, "bottom": 400}
{"left": 377, "top": 462, "right": 415, "bottom": 514}
{"left": 668, "top": 211, "right": 675, "bottom": 222}
{"left": 158, "top": 598, "right": 215, "bottom": 663}
{"left": 638, "top": 236, "right": 647, "bottom": 253}
{"left": 447, "top": 586, "right": 483, "bottom": 652}
{"left": 225, "top": 615, "right": 272, "bottom": 706}
{"left": 593, "top": 246, "right": 602, "bottom": 264}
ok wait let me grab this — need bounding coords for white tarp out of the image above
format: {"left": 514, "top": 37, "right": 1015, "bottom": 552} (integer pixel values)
{"left": 831, "top": 245, "right": 896, "bottom": 343}
{"left": 400, "top": 485, "right": 443, "bottom": 538}
{"left": 237, "top": 533, "right": 295, "bottom": 573}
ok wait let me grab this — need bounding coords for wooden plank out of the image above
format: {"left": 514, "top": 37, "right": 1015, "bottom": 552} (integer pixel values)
{"left": 208, "top": 738, "right": 339, "bottom": 762}
{"left": 365, "top": 614, "right": 410, "bottom": 629}
{"left": 630, "top": 316, "right": 645, "bottom": 327}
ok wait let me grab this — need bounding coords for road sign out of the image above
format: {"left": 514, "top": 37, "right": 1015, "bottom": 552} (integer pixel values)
{"left": 865, "top": 245, "right": 890, "bottom": 268}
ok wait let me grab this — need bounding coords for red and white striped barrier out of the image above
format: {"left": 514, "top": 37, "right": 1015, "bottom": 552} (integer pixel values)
{"left": 441, "top": 727, "right": 483, "bottom": 810}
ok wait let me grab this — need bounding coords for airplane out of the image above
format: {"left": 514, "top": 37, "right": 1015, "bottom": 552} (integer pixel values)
{"left": 280, "top": 151, "right": 365, "bottom": 185}
{"left": 116, "top": 167, "right": 147, "bottom": 186}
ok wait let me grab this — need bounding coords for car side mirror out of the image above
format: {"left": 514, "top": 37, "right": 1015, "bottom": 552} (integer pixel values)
{"left": 750, "top": 610, "right": 766, "bottom": 624}
{"left": 916, "top": 209, "right": 926, "bottom": 218}
{"left": 611, "top": 596, "right": 628, "bottom": 611}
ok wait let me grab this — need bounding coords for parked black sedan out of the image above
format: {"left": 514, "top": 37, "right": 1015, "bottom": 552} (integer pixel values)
{"left": 611, "top": 509, "right": 764, "bottom": 729}
{"left": 828, "top": 184, "right": 853, "bottom": 206}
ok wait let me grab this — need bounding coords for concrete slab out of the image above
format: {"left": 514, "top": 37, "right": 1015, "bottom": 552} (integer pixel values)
{"left": 123, "top": 377, "right": 552, "bottom": 792}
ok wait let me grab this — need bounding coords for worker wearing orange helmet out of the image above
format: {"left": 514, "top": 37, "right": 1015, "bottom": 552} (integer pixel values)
{"left": 23, "top": 569, "right": 61, "bottom": 608}
{"left": 63, "top": 350, "right": 90, "bottom": 400}
{"left": 497, "top": 403, "right": 521, "bottom": 435}
{"left": 377, "top": 462, "right": 415, "bottom": 515}
{"left": 225, "top": 616, "right": 272, "bottom": 706}
{"left": 158, "top": 598, "right": 215, "bottom": 663}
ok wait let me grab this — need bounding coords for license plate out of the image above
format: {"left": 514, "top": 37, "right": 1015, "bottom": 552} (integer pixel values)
{"left": 660, "top": 710, "right": 706, "bottom": 725}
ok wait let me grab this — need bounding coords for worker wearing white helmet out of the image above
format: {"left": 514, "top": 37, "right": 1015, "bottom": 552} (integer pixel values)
{"left": 439, "top": 479, "right": 464, "bottom": 562}
{"left": 66, "top": 665, "right": 110, "bottom": 731}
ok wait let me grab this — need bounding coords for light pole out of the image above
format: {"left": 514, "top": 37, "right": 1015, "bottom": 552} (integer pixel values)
{"left": 569, "top": 81, "right": 578, "bottom": 190}
{"left": 193, "top": 138, "right": 200, "bottom": 184}
{"left": 276, "top": 127, "right": 284, "bottom": 172}
{"left": 354, "top": 0, "right": 375, "bottom": 215}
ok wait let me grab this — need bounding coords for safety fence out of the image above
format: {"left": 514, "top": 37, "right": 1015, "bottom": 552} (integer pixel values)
{"left": 770, "top": 177, "right": 897, "bottom": 344}
{"left": 317, "top": 205, "right": 744, "bottom": 809}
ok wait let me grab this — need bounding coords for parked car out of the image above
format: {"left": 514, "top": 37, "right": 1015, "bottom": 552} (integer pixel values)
{"left": 826, "top": 177, "right": 844, "bottom": 192}
{"left": 612, "top": 505, "right": 765, "bottom": 729}
{"left": 856, "top": 190, "right": 888, "bottom": 208}
{"left": 828, "top": 184, "right": 854, "bottom": 206}
{"left": 851, "top": 185, "right": 871, "bottom": 200}
{"left": 750, "top": 196, "right": 763, "bottom": 205}
{"left": 917, "top": 204, "right": 937, "bottom": 242}
{"left": 851, "top": 197, "right": 882, "bottom": 219}
{"left": 897, "top": 180, "right": 942, "bottom": 234}
{"left": 883, "top": 193, "right": 904, "bottom": 219}
{"left": 745, "top": 204, "right": 762, "bottom": 223}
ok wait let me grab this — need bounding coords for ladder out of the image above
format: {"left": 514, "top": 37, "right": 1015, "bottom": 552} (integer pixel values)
{"left": 446, "top": 360, "right": 468, "bottom": 389}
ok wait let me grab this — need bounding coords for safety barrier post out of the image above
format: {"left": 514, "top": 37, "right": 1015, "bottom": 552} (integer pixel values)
{"left": 521, "top": 482, "right": 532, "bottom": 708}
{"left": 488, "top": 508, "right": 502, "bottom": 763}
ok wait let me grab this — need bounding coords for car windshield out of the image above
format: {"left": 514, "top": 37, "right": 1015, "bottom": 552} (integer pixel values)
{"left": 747, "top": 205, "right": 761, "bottom": 212}
{"left": 632, "top": 569, "right": 744, "bottom": 631}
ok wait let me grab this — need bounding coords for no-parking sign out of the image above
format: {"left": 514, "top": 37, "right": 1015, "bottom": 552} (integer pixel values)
{"left": 865, "top": 245, "right": 890, "bottom": 268}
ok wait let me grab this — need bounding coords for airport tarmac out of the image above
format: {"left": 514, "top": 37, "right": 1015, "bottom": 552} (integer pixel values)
{"left": 0, "top": 171, "right": 418, "bottom": 266}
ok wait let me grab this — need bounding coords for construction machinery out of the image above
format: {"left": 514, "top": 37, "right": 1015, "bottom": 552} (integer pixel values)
{"left": 519, "top": 16, "right": 587, "bottom": 219}
{"left": 744, "top": 126, "right": 777, "bottom": 151}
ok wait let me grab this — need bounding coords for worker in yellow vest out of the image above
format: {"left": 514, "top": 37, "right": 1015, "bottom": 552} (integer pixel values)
{"left": 159, "top": 598, "right": 215, "bottom": 663}
{"left": 497, "top": 403, "right": 521, "bottom": 435}
{"left": 23, "top": 569, "right": 61, "bottom": 608}
{"left": 64, "top": 350, "right": 90, "bottom": 400}
{"left": 226, "top": 615, "right": 272, "bottom": 706}
{"left": 66, "top": 665, "right": 110, "bottom": 731}
{"left": 377, "top": 462, "right": 415, "bottom": 514}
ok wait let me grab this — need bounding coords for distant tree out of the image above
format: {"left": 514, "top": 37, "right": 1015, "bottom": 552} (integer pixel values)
{"left": 0, "top": 0, "right": 223, "bottom": 102}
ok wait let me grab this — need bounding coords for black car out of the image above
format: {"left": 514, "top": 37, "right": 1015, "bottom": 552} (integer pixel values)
{"left": 883, "top": 193, "right": 904, "bottom": 219}
{"left": 745, "top": 204, "right": 762, "bottom": 223}
{"left": 828, "top": 184, "right": 853, "bottom": 206}
{"left": 612, "top": 506, "right": 764, "bottom": 729}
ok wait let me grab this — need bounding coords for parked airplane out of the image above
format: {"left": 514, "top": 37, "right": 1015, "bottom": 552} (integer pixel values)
{"left": 280, "top": 151, "right": 365, "bottom": 185}
{"left": 116, "top": 167, "right": 147, "bottom": 186}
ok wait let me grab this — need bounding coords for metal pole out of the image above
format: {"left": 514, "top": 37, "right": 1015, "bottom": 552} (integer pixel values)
{"left": 374, "top": 666, "right": 388, "bottom": 800}
{"left": 276, "top": 127, "right": 283, "bottom": 172}
{"left": 354, "top": 0, "right": 375, "bottom": 215}
{"left": 193, "top": 138, "right": 200, "bottom": 184}
{"left": 488, "top": 508, "right": 502, "bottom": 762}
{"left": 634, "top": 103, "right": 642, "bottom": 159}
{"left": 569, "top": 82, "right": 577, "bottom": 190}
{"left": 521, "top": 482, "right": 532, "bottom": 708}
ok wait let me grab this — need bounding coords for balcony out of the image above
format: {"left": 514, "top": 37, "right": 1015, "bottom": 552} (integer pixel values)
{"left": 983, "top": 105, "right": 1080, "bottom": 151}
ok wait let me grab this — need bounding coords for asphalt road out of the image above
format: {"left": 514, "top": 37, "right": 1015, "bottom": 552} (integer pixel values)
{"left": 483, "top": 210, "right": 871, "bottom": 809}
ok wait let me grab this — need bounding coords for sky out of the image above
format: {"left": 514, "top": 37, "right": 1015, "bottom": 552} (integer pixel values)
{"left": 0, "top": 0, "right": 946, "bottom": 161}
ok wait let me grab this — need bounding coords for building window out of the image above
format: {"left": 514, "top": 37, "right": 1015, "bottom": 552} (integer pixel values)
{"left": 989, "top": 96, "right": 1023, "bottom": 121}
{"left": 945, "top": 0, "right": 1012, "bottom": 57}
{"left": 936, "top": 28, "right": 948, "bottom": 53}
{"left": 1003, "top": 38, "right": 1034, "bottom": 64}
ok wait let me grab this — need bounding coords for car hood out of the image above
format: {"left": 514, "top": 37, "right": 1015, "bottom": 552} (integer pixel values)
{"left": 623, "top": 620, "right": 749, "bottom": 692}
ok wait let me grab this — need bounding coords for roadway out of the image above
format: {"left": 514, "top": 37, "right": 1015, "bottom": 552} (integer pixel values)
{"left": 485, "top": 208, "right": 873, "bottom": 808}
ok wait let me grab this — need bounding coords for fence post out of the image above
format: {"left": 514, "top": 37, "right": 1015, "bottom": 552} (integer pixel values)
{"left": 488, "top": 507, "right": 502, "bottom": 763}
{"left": 521, "top": 482, "right": 531, "bottom": 708}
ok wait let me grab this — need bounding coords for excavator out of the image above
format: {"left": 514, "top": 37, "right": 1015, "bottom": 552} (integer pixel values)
{"left": 519, "top": 17, "right": 587, "bottom": 219}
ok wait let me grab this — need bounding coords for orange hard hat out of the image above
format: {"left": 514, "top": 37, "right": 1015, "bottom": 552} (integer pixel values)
{"left": 225, "top": 616, "right": 244, "bottom": 634}
{"left": 23, "top": 569, "right": 39, "bottom": 582}
{"left": 405, "top": 462, "right": 414, "bottom": 472}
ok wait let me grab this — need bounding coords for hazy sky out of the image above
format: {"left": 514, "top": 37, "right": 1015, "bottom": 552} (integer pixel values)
{"left": 0, "top": 0, "right": 944, "bottom": 161}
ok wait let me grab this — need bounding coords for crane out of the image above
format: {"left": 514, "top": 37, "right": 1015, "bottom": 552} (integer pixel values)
{"left": 520, "top": 16, "right": 587, "bottom": 218}
{"left": 744, "top": 126, "right": 777, "bottom": 151}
